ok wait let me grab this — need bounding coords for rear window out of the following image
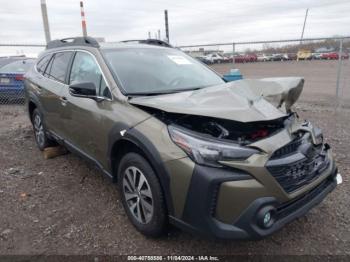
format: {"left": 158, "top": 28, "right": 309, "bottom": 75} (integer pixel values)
{"left": 0, "top": 60, "right": 35, "bottom": 73}
{"left": 44, "top": 52, "right": 73, "bottom": 83}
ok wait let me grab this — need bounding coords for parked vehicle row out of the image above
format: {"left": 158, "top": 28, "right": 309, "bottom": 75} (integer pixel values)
{"left": 197, "top": 53, "right": 259, "bottom": 64}
{"left": 194, "top": 51, "right": 349, "bottom": 64}
{"left": 297, "top": 50, "right": 349, "bottom": 61}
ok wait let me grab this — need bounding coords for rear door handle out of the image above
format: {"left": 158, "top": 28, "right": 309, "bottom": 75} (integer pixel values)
{"left": 60, "top": 96, "right": 68, "bottom": 106}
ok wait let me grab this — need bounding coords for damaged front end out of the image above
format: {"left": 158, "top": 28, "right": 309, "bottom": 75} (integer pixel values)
{"left": 130, "top": 76, "right": 339, "bottom": 196}
{"left": 134, "top": 104, "right": 299, "bottom": 168}
{"left": 127, "top": 76, "right": 340, "bottom": 239}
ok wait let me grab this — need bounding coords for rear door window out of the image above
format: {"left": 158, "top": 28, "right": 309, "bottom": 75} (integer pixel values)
{"left": 44, "top": 52, "right": 73, "bottom": 83}
{"left": 36, "top": 54, "right": 52, "bottom": 74}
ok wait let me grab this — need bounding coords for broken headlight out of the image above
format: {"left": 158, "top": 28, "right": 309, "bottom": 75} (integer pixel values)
{"left": 168, "top": 125, "right": 259, "bottom": 167}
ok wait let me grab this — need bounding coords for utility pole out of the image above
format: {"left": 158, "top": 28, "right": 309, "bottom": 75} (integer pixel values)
{"left": 232, "top": 43, "right": 235, "bottom": 66}
{"left": 164, "top": 10, "right": 169, "bottom": 43}
{"left": 336, "top": 38, "right": 344, "bottom": 100}
{"left": 300, "top": 8, "right": 309, "bottom": 44}
{"left": 80, "top": 1, "right": 88, "bottom": 37}
{"left": 40, "top": 0, "right": 51, "bottom": 43}
{"left": 158, "top": 29, "right": 161, "bottom": 40}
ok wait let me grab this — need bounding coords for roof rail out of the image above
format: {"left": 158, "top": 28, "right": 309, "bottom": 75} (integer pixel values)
{"left": 46, "top": 37, "right": 100, "bottom": 49}
{"left": 120, "top": 39, "right": 173, "bottom": 48}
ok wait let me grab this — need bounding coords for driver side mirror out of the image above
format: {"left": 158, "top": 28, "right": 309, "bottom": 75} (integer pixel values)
{"left": 69, "top": 82, "right": 97, "bottom": 98}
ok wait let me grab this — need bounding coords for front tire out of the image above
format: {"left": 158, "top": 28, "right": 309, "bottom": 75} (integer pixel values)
{"left": 118, "top": 152, "right": 167, "bottom": 237}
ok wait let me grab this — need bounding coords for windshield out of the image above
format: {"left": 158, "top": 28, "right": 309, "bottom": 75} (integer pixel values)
{"left": 102, "top": 47, "right": 224, "bottom": 95}
{"left": 0, "top": 59, "right": 35, "bottom": 73}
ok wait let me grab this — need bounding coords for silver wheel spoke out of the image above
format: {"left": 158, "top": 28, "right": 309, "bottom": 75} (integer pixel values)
{"left": 130, "top": 201, "right": 137, "bottom": 213}
{"left": 125, "top": 192, "right": 137, "bottom": 201}
{"left": 123, "top": 177, "right": 134, "bottom": 193}
{"left": 126, "top": 169, "right": 136, "bottom": 191}
{"left": 131, "top": 167, "right": 138, "bottom": 188}
{"left": 140, "top": 198, "right": 153, "bottom": 213}
{"left": 140, "top": 188, "right": 152, "bottom": 198}
{"left": 137, "top": 174, "right": 146, "bottom": 190}
{"left": 136, "top": 200, "right": 143, "bottom": 222}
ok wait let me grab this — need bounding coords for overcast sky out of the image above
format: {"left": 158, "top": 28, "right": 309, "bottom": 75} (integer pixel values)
{"left": 0, "top": 0, "right": 349, "bottom": 46}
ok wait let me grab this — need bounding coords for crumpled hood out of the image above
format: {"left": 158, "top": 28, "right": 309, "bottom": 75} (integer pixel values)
{"left": 130, "top": 77, "right": 304, "bottom": 123}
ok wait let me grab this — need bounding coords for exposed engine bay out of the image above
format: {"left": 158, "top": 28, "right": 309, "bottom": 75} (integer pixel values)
{"left": 138, "top": 106, "right": 294, "bottom": 145}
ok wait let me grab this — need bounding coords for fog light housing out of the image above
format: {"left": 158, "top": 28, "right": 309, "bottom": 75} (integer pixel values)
{"left": 257, "top": 206, "right": 275, "bottom": 228}
{"left": 263, "top": 212, "right": 272, "bottom": 226}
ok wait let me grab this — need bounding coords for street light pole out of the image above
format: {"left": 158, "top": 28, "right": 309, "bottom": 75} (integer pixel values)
{"left": 164, "top": 10, "right": 169, "bottom": 43}
{"left": 300, "top": 8, "right": 309, "bottom": 44}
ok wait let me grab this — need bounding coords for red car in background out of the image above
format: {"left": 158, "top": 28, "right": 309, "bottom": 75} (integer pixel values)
{"left": 233, "top": 54, "right": 257, "bottom": 63}
{"left": 321, "top": 52, "right": 349, "bottom": 60}
{"left": 321, "top": 52, "right": 338, "bottom": 60}
{"left": 234, "top": 54, "right": 246, "bottom": 63}
{"left": 244, "top": 54, "right": 257, "bottom": 62}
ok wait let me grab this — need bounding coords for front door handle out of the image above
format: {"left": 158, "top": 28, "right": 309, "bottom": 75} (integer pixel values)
{"left": 60, "top": 96, "right": 68, "bottom": 106}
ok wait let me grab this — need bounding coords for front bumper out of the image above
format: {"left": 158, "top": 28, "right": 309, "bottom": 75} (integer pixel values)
{"left": 170, "top": 164, "right": 338, "bottom": 240}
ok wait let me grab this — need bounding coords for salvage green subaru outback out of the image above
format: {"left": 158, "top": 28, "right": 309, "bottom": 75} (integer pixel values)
{"left": 24, "top": 37, "right": 342, "bottom": 239}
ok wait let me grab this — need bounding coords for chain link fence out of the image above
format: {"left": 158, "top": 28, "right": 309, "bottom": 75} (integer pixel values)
{"left": 179, "top": 36, "right": 350, "bottom": 108}
{"left": 0, "top": 37, "right": 349, "bottom": 108}
{"left": 0, "top": 44, "right": 45, "bottom": 105}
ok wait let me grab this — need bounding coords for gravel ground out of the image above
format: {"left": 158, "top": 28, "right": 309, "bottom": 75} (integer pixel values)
{"left": 0, "top": 102, "right": 349, "bottom": 256}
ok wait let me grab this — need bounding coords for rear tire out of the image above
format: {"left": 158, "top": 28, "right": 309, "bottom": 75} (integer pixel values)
{"left": 31, "top": 108, "right": 56, "bottom": 151}
{"left": 117, "top": 152, "right": 167, "bottom": 237}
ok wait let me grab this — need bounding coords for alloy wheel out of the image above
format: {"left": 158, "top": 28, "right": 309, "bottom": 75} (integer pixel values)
{"left": 33, "top": 114, "right": 45, "bottom": 147}
{"left": 122, "top": 166, "right": 154, "bottom": 224}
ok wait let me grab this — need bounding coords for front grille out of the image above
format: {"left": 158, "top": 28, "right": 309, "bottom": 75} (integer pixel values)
{"left": 267, "top": 140, "right": 330, "bottom": 193}
{"left": 270, "top": 136, "right": 303, "bottom": 159}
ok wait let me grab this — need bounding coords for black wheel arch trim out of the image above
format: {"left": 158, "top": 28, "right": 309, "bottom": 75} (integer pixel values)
{"left": 107, "top": 123, "right": 175, "bottom": 216}
{"left": 26, "top": 92, "right": 51, "bottom": 134}
{"left": 27, "top": 93, "right": 42, "bottom": 118}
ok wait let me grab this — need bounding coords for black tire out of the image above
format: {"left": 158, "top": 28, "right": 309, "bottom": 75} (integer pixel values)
{"left": 117, "top": 152, "right": 167, "bottom": 237}
{"left": 31, "top": 108, "right": 56, "bottom": 151}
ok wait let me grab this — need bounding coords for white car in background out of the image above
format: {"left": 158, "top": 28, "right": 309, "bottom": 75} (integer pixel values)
{"left": 257, "top": 53, "right": 272, "bottom": 62}
{"left": 204, "top": 53, "right": 224, "bottom": 64}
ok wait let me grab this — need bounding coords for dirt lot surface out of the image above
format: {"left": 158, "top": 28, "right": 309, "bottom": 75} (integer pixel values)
{"left": 0, "top": 60, "right": 350, "bottom": 256}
